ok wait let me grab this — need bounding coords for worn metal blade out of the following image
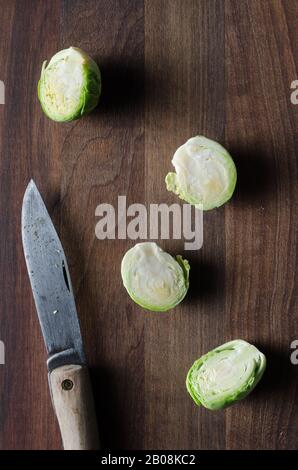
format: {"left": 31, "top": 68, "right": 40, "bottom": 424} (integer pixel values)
{"left": 21, "top": 180, "right": 86, "bottom": 372}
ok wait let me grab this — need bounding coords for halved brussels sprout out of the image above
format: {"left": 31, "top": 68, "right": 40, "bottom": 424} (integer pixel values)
{"left": 166, "top": 136, "right": 237, "bottom": 210}
{"left": 186, "top": 339, "right": 266, "bottom": 410}
{"left": 38, "top": 47, "right": 101, "bottom": 122}
{"left": 121, "top": 242, "right": 190, "bottom": 312}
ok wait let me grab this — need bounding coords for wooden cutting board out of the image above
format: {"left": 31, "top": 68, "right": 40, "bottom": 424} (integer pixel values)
{"left": 0, "top": 0, "right": 297, "bottom": 450}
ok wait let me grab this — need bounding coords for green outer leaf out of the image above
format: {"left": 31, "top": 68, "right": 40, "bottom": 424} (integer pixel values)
{"left": 186, "top": 339, "right": 266, "bottom": 410}
{"left": 38, "top": 47, "right": 101, "bottom": 122}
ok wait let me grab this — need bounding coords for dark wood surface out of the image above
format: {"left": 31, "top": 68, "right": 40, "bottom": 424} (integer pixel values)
{"left": 0, "top": 0, "right": 297, "bottom": 450}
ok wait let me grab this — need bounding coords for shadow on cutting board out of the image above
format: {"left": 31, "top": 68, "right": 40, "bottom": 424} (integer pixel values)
{"left": 247, "top": 343, "right": 297, "bottom": 404}
{"left": 95, "top": 59, "right": 143, "bottom": 117}
{"left": 183, "top": 255, "right": 226, "bottom": 308}
{"left": 228, "top": 144, "right": 278, "bottom": 206}
{"left": 92, "top": 58, "right": 165, "bottom": 118}
{"left": 90, "top": 366, "right": 127, "bottom": 449}
{"left": 59, "top": 206, "right": 136, "bottom": 449}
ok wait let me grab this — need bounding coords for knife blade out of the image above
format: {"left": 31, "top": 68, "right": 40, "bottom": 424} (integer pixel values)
{"left": 22, "top": 180, "right": 99, "bottom": 450}
{"left": 22, "top": 179, "right": 85, "bottom": 372}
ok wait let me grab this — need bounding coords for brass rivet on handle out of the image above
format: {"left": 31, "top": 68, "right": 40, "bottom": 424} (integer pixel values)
{"left": 62, "top": 379, "right": 73, "bottom": 391}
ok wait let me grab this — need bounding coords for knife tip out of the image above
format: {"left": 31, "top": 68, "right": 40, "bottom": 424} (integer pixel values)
{"left": 23, "top": 179, "right": 40, "bottom": 201}
{"left": 27, "top": 178, "right": 37, "bottom": 191}
{"left": 22, "top": 179, "right": 39, "bottom": 218}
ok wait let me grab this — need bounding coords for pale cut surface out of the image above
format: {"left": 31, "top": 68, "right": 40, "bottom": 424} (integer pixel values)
{"left": 166, "top": 136, "right": 237, "bottom": 210}
{"left": 40, "top": 48, "right": 85, "bottom": 119}
{"left": 121, "top": 242, "right": 189, "bottom": 312}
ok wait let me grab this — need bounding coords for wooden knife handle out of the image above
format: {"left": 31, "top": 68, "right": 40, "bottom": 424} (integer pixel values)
{"left": 49, "top": 364, "right": 100, "bottom": 450}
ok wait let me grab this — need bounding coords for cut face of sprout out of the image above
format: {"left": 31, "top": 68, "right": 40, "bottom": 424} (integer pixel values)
{"left": 38, "top": 47, "right": 101, "bottom": 122}
{"left": 186, "top": 339, "right": 266, "bottom": 410}
{"left": 121, "top": 242, "right": 190, "bottom": 312}
{"left": 166, "top": 136, "right": 237, "bottom": 210}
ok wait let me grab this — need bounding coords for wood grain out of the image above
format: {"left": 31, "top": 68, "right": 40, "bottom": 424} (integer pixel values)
{"left": 0, "top": 0, "right": 297, "bottom": 450}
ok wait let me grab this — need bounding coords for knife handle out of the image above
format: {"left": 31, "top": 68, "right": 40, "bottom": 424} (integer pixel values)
{"left": 49, "top": 364, "right": 100, "bottom": 450}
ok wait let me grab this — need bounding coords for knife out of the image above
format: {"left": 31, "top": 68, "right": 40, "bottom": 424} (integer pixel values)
{"left": 21, "top": 180, "right": 100, "bottom": 450}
